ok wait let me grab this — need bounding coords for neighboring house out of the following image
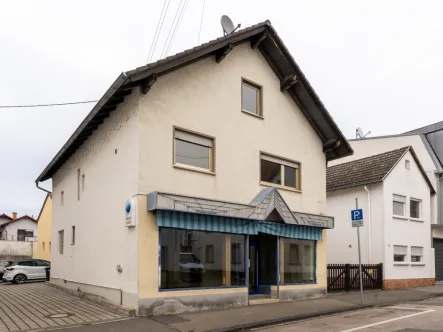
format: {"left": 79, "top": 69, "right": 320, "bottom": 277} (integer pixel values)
{"left": 36, "top": 194, "right": 52, "bottom": 260}
{"left": 0, "top": 213, "right": 13, "bottom": 226}
{"left": 327, "top": 147, "right": 436, "bottom": 290}
{"left": 0, "top": 215, "right": 38, "bottom": 242}
{"left": 35, "top": 21, "right": 352, "bottom": 315}
{"left": 329, "top": 129, "right": 443, "bottom": 282}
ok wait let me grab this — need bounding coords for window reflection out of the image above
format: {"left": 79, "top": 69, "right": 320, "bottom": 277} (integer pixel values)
{"left": 160, "top": 228, "right": 246, "bottom": 289}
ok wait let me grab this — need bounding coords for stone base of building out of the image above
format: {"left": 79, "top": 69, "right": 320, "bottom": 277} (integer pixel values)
{"left": 138, "top": 286, "right": 327, "bottom": 316}
{"left": 49, "top": 278, "right": 137, "bottom": 316}
{"left": 139, "top": 291, "right": 249, "bottom": 316}
{"left": 383, "top": 278, "right": 435, "bottom": 290}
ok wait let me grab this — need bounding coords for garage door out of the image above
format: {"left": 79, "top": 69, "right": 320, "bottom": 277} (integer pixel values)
{"left": 434, "top": 239, "right": 443, "bottom": 282}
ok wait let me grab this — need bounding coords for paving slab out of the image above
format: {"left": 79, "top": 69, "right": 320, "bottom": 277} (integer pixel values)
{"left": 151, "top": 286, "right": 443, "bottom": 332}
{"left": 0, "top": 282, "right": 124, "bottom": 331}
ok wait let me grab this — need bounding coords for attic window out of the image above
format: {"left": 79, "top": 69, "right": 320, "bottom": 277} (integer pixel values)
{"left": 242, "top": 79, "right": 262, "bottom": 116}
{"left": 405, "top": 160, "right": 410, "bottom": 170}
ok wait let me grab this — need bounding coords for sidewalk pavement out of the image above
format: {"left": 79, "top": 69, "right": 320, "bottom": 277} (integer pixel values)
{"left": 145, "top": 284, "right": 443, "bottom": 332}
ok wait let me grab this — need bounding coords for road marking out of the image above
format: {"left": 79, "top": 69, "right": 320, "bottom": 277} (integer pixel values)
{"left": 339, "top": 309, "right": 435, "bottom": 332}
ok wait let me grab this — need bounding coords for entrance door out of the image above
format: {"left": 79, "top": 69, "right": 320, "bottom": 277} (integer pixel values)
{"left": 434, "top": 239, "right": 443, "bottom": 282}
{"left": 249, "top": 240, "right": 259, "bottom": 294}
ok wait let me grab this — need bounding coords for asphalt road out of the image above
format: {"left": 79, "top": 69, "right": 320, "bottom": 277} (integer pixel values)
{"left": 253, "top": 296, "right": 443, "bottom": 332}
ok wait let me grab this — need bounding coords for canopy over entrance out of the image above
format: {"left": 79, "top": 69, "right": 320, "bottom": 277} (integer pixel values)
{"left": 148, "top": 188, "right": 333, "bottom": 240}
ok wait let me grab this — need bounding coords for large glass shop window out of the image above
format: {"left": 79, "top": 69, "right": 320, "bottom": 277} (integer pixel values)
{"left": 160, "top": 228, "right": 246, "bottom": 290}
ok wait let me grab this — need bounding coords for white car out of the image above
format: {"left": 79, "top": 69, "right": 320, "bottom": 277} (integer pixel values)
{"left": 3, "top": 259, "right": 50, "bottom": 284}
{"left": 179, "top": 252, "right": 205, "bottom": 282}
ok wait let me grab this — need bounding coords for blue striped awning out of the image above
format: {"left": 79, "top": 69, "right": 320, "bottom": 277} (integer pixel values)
{"left": 156, "top": 210, "right": 257, "bottom": 235}
{"left": 258, "top": 220, "right": 322, "bottom": 240}
{"left": 156, "top": 210, "right": 322, "bottom": 240}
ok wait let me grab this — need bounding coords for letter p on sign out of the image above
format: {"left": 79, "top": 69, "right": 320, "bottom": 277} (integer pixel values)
{"left": 351, "top": 209, "right": 363, "bottom": 221}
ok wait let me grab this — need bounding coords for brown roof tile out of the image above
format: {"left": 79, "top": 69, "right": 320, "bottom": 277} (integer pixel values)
{"left": 327, "top": 147, "right": 410, "bottom": 192}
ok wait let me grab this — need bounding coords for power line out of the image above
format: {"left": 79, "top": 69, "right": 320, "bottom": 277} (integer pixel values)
{"left": 160, "top": 0, "right": 184, "bottom": 59}
{"left": 198, "top": 0, "right": 206, "bottom": 45}
{"left": 147, "top": 0, "right": 171, "bottom": 63}
{"left": 165, "top": 0, "right": 189, "bottom": 57}
{"left": 0, "top": 100, "right": 98, "bottom": 108}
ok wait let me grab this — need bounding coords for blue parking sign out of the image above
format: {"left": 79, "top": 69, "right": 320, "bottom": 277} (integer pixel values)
{"left": 351, "top": 209, "right": 363, "bottom": 221}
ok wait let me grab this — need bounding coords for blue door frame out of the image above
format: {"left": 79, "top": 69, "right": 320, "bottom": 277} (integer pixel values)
{"left": 249, "top": 240, "right": 259, "bottom": 294}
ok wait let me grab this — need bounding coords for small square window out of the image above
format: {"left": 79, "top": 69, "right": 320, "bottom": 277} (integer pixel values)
{"left": 260, "top": 154, "right": 300, "bottom": 190}
{"left": 393, "top": 194, "right": 406, "bottom": 217}
{"left": 410, "top": 199, "right": 421, "bottom": 219}
{"left": 174, "top": 128, "right": 214, "bottom": 172}
{"left": 393, "top": 245, "right": 407, "bottom": 262}
{"left": 241, "top": 79, "right": 262, "bottom": 116}
{"left": 405, "top": 160, "right": 410, "bottom": 170}
{"left": 411, "top": 246, "right": 423, "bottom": 262}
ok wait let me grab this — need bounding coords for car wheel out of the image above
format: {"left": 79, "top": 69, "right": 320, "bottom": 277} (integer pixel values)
{"left": 13, "top": 274, "right": 26, "bottom": 284}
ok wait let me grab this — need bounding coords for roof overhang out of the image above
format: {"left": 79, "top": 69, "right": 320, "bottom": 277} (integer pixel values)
{"left": 36, "top": 20, "right": 352, "bottom": 183}
{"left": 147, "top": 189, "right": 334, "bottom": 229}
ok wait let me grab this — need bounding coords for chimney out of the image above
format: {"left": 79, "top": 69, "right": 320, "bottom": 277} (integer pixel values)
{"left": 12, "top": 212, "right": 17, "bottom": 220}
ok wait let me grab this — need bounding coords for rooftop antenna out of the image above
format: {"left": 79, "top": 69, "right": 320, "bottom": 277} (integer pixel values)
{"left": 356, "top": 127, "right": 371, "bottom": 139}
{"left": 221, "top": 15, "right": 241, "bottom": 35}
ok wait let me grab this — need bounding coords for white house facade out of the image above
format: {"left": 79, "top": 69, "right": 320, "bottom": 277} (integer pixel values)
{"left": 36, "top": 21, "right": 352, "bottom": 315}
{"left": 330, "top": 134, "right": 443, "bottom": 282}
{"left": 327, "top": 147, "right": 435, "bottom": 289}
{"left": 0, "top": 215, "right": 38, "bottom": 242}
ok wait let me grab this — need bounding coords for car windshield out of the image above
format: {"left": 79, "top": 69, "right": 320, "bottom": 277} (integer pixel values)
{"left": 3, "top": 261, "right": 13, "bottom": 267}
{"left": 180, "top": 253, "right": 200, "bottom": 264}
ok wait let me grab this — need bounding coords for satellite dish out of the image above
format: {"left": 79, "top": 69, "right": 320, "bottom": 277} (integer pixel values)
{"left": 221, "top": 15, "right": 241, "bottom": 35}
{"left": 356, "top": 127, "right": 371, "bottom": 139}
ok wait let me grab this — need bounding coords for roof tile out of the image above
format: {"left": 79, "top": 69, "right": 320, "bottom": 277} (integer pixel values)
{"left": 327, "top": 147, "right": 410, "bottom": 192}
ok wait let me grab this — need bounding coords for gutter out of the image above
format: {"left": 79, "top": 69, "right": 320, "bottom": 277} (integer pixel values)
{"left": 364, "top": 186, "right": 372, "bottom": 263}
{"left": 36, "top": 181, "right": 51, "bottom": 195}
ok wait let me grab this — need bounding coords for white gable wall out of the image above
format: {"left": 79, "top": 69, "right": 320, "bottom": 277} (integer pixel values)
{"left": 326, "top": 183, "right": 384, "bottom": 265}
{"left": 329, "top": 135, "right": 440, "bottom": 232}
{"left": 51, "top": 89, "right": 140, "bottom": 308}
{"left": 382, "top": 150, "right": 434, "bottom": 280}
{"left": 2, "top": 219, "right": 37, "bottom": 240}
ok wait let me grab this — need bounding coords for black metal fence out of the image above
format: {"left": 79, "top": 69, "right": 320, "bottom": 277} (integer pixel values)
{"left": 327, "top": 263, "right": 383, "bottom": 293}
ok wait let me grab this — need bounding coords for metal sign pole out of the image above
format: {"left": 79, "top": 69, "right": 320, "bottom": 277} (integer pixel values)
{"left": 355, "top": 198, "right": 364, "bottom": 305}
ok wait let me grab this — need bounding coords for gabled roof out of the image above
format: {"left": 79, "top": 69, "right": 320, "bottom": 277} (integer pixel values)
{"left": 36, "top": 193, "right": 52, "bottom": 222}
{"left": 404, "top": 120, "right": 443, "bottom": 135}
{"left": 0, "top": 214, "right": 13, "bottom": 221}
{"left": 36, "top": 20, "right": 352, "bottom": 183}
{"left": 1, "top": 215, "right": 37, "bottom": 227}
{"left": 327, "top": 146, "right": 436, "bottom": 194}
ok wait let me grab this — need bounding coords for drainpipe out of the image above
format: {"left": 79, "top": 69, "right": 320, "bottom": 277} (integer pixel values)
{"left": 364, "top": 186, "right": 372, "bottom": 264}
{"left": 35, "top": 181, "right": 52, "bottom": 195}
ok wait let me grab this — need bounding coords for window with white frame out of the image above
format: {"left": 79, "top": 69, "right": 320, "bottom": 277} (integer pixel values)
{"left": 410, "top": 199, "right": 421, "bottom": 219}
{"left": 393, "top": 194, "right": 406, "bottom": 217}
{"left": 393, "top": 245, "right": 407, "bottom": 262}
{"left": 411, "top": 246, "right": 423, "bottom": 262}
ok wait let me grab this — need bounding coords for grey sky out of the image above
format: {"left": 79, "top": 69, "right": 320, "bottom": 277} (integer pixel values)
{"left": 1, "top": 0, "right": 442, "bottom": 215}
